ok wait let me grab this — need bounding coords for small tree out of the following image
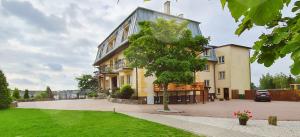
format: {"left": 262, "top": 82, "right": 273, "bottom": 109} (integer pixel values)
{"left": 0, "top": 70, "right": 12, "bottom": 109}
{"left": 46, "top": 86, "right": 54, "bottom": 99}
{"left": 12, "top": 88, "right": 21, "bottom": 100}
{"left": 76, "top": 74, "right": 99, "bottom": 91}
{"left": 24, "top": 89, "right": 30, "bottom": 99}
{"left": 124, "top": 18, "right": 208, "bottom": 110}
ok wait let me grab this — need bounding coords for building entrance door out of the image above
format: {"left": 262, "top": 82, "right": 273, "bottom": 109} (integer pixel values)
{"left": 224, "top": 88, "right": 229, "bottom": 100}
{"left": 111, "top": 76, "right": 118, "bottom": 90}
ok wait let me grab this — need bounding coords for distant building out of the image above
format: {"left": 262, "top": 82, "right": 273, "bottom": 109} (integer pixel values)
{"left": 56, "top": 90, "right": 86, "bottom": 100}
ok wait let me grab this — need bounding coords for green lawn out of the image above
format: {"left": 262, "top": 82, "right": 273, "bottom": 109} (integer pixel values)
{"left": 0, "top": 109, "right": 200, "bottom": 137}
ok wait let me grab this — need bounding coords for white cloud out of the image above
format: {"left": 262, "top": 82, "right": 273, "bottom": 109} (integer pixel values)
{"left": 0, "top": 0, "right": 294, "bottom": 90}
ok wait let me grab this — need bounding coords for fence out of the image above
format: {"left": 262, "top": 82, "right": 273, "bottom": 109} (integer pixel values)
{"left": 244, "top": 90, "right": 300, "bottom": 101}
{"left": 231, "top": 90, "right": 239, "bottom": 99}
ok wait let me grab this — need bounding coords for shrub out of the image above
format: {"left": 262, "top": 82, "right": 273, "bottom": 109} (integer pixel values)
{"left": 0, "top": 70, "right": 12, "bottom": 109}
{"left": 119, "top": 85, "right": 134, "bottom": 99}
{"left": 24, "top": 89, "right": 30, "bottom": 99}
{"left": 239, "top": 94, "right": 245, "bottom": 99}
{"left": 34, "top": 92, "right": 48, "bottom": 100}
{"left": 88, "top": 92, "right": 98, "bottom": 97}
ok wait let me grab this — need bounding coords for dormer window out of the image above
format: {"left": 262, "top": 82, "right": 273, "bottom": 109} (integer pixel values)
{"left": 122, "top": 20, "right": 131, "bottom": 42}
{"left": 106, "top": 36, "right": 116, "bottom": 53}
{"left": 97, "top": 46, "right": 104, "bottom": 59}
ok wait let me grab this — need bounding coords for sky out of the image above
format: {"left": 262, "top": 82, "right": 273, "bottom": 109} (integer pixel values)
{"left": 0, "top": 0, "right": 294, "bottom": 90}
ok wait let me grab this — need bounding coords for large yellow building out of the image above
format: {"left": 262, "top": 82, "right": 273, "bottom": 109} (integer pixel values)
{"left": 93, "top": 6, "right": 251, "bottom": 104}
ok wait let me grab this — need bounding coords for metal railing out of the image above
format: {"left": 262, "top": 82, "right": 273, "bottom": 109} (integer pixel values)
{"left": 114, "top": 59, "right": 130, "bottom": 70}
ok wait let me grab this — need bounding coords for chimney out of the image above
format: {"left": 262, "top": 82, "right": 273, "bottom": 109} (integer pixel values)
{"left": 178, "top": 14, "right": 184, "bottom": 18}
{"left": 164, "top": 1, "right": 170, "bottom": 14}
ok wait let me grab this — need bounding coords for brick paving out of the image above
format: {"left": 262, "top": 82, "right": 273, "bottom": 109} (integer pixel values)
{"left": 18, "top": 99, "right": 300, "bottom": 120}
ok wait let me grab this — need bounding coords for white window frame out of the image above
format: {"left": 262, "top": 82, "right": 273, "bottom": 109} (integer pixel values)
{"left": 218, "top": 56, "right": 225, "bottom": 64}
{"left": 204, "top": 64, "right": 209, "bottom": 71}
{"left": 219, "top": 71, "right": 225, "bottom": 80}
{"left": 126, "top": 74, "right": 131, "bottom": 85}
{"left": 120, "top": 76, "right": 124, "bottom": 87}
{"left": 204, "top": 80, "right": 210, "bottom": 87}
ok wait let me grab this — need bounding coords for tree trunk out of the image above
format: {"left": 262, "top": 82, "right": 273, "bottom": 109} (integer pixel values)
{"left": 162, "top": 83, "right": 169, "bottom": 111}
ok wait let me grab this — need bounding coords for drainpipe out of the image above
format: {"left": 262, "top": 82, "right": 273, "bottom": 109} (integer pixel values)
{"left": 213, "top": 63, "right": 217, "bottom": 97}
{"left": 135, "top": 67, "right": 138, "bottom": 100}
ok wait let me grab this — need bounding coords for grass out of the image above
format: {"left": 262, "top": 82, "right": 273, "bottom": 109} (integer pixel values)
{"left": 0, "top": 109, "right": 201, "bottom": 137}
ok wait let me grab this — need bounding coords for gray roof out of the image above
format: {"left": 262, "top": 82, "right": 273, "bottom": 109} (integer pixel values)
{"left": 94, "top": 7, "right": 202, "bottom": 65}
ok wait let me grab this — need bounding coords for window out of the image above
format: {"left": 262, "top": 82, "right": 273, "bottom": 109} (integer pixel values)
{"left": 204, "top": 64, "right": 209, "bottom": 71}
{"left": 110, "top": 60, "right": 113, "bottom": 68}
{"left": 126, "top": 75, "right": 131, "bottom": 85}
{"left": 219, "top": 71, "right": 225, "bottom": 80}
{"left": 218, "top": 56, "right": 225, "bottom": 64}
{"left": 106, "top": 36, "right": 116, "bottom": 53}
{"left": 204, "top": 80, "right": 210, "bottom": 87}
{"left": 203, "top": 49, "right": 209, "bottom": 56}
{"left": 217, "top": 88, "right": 220, "bottom": 94}
{"left": 122, "top": 20, "right": 131, "bottom": 41}
{"left": 120, "top": 76, "right": 124, "bottom": 87}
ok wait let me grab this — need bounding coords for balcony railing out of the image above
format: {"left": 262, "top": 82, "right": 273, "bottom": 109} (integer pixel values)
{"left": 114, "top": 59, "right": 131, "bottom": 70}
{"left": 99, "top": 65, "right": 113, "bottom": 73}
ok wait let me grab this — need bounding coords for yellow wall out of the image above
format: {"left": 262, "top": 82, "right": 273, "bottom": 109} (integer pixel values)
{"left": 196, "top": 61, "right": 215, "bottom": 93}
{"left": 98, "top": 45, "right": 251, "bottom": 99}
{"left": 214, "top": 46, "right": 250, "bottom": 99}
{"left": 230, "top": 47, "right": 251, "bottom": 94}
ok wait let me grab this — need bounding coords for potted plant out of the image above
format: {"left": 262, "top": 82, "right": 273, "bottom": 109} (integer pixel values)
{"left": 233, "top": 110, "right": 252, "bottom": 125}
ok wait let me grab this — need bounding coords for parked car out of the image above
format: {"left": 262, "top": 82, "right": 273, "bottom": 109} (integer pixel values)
{"left": 254, "top": 90, "right": 271, "bottom": 102}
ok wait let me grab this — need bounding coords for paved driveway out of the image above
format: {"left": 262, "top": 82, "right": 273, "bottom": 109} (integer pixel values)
{"left": 18, "top": 99, "right": 300, "bottom": 121}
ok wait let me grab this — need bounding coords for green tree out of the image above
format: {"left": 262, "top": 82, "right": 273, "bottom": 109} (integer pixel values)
{"left": 46, "top": 86, "right": 54, "bottom": 99}
{"left": 220, "top": 0, "right": 300, "bottom": 75}
{"left": 76, "top": 74, "right": 99, "bottom": 92}
{"left": 124, "top": 18, "right": 208, "bottom": 110}
{"left": 12, "top": 88, "right": 21, "bottom": 99}
{"left": 24, "top": 89, "right": 30, "bottom": 99}
{"left": 259, "top": 73, "right": 275, "bottom": 89}
{"left": 296, "top": 75, "right": 300, "bottom": 83}
{"left": 0, "top": 70, "right": 12, "bottom": 109}
{"left": 273, "top": 73, "right": 289, "bottom": 89}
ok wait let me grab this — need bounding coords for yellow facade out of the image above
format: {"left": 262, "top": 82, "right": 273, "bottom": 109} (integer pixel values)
{"left": 214, "top": 45, "right": 251, "bottom": 99}
{"left": 97, "top": 44, "right": 251, "bottom": 103}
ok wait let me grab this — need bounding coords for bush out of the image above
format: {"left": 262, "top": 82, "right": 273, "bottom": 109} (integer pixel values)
{"left": 0, "top": 70, "right": 12, "bottom": 109}
{"left": 239, "top": 94, "right": 245, "bottom": 99}
{"left": 88, "top": 92, "right": 98, "bottom": 97}
{"left": 34, "top": 92, "right": 48, "bottom": 100}
{"left": 119, "top": 85, "right": 134, "bottom": 99}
